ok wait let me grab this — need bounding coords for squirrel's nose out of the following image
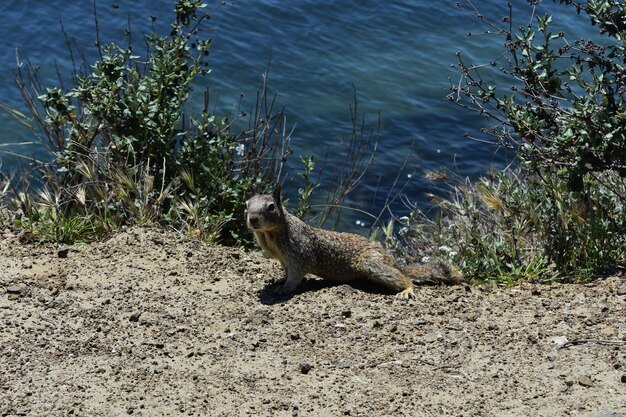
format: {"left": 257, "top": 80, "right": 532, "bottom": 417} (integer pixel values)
{"left": 248, "top": 216, "right": 260, "bottom": 229}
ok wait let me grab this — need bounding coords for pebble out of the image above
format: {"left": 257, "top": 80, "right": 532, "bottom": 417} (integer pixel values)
{"left": 464, "top": 312, "right": 478, "bottom": 322}
{"left": 578, "top": 375, "right": 593, "bottom": 387}
{"left": 57, "top": 247, "right": 69, "bottom": 258}
{"left": 6, "top": 285, "right": 22, "bottom": 294}
{"left": 299, "top": 362, "right": 312, "bottom": 374}
{"left": 423, "top": 332, "right": 443, "bottom": 343}
{"left": 600, "top": 325, "right": 618, "bottom": 337}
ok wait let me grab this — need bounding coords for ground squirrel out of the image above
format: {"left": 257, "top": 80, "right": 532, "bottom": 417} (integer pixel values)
{"left": 245, "top": 187, "right": 463, "bottom": 299}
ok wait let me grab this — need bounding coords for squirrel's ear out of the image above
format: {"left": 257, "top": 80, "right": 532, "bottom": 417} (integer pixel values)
{"left": 272, "top": 184, "right": 283, "bottom": 209}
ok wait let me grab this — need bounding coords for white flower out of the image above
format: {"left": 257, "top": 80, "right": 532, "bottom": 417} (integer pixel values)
{"left": 235, "top": 143, "right": 245, "bottom": 156}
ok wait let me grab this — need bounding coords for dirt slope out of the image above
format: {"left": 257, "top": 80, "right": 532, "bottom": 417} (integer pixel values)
{"left": 1, "top": 227, "right": 625, "bottom": 416}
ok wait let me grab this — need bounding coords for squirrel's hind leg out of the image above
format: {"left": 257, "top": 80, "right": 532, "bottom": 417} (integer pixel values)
{"left": 358, "top": 250, "right": 415, "bottom": 299}
{"left": 395, "top": 287, "right": 416, "bottom": 300}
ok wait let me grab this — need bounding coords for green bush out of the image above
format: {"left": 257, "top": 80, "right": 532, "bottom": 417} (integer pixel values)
{"left": 451, "top": 0, "right": 626, "bottom": 184}
{"left": 2, "top": 1, "right": 289, "bottom": 245}
{"left": 0, "top": 1, "right": 382, "bottom": 246}
{"left": 399, "top": 1, "right": 626, "bottom": 283}
{"left": 403, "top": 169, "right": 625, "bottom": 284}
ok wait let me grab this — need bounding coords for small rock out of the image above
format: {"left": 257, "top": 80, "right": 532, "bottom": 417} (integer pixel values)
{"left": 299, "top": 362, "right": 312, "bottom": 374}
{"left": 621, "top": 374, "right": 626, "bottom": 383}
{"left": 129, "top": 312, "right": 142, "bottom": 322}
{"left": 464, "top": 312, "right": 478, "bottom": 322}
{"left": 485, "top": 321, "right": 498, "bottom": 331}
{"left": 601, "top": 325, "right": 618, "bottom": 337}
{"left": 552, "top": 336, "right": 568, "bottom": 347}
{"left": 378, "top": 360, "right": 403, "bottom": 368}
{"left": 479, "top": 284, "right": 494, "bottom": 293}
{"left": 561, "top": 380, "right": 574, "bottom": 392}
{"left": 6, "top": 285, "right": 22, "bottom": 294}
{"left": 137, "top": 312, "right": 159, "bottom": 326}
{"left": 290, "top": 333, "right": 300, "bottom": 340}
{"left": 57, "top": 247, "right": 69, "bottom": 258}
{"left": 578, "top": 375, "right": 593, "bottom": 387}
{"left": 337, "top": 284, "right": 357, "bottom": 295}
{"left": 423, "top": 332, "right": 443, "bottom": 343}
{"left": 341, "top": 310, "right": 352, "bottom": 318}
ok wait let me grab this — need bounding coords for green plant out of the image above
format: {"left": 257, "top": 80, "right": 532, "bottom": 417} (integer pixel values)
{"left": 2, "top": 1, "right": 291, "bottom": 245}
{"left": 292, "top": 155, "right": 319, "bottom": 219}
{"left": 2, "top": 1, "right": 384, "bottom": 246}
{"left": 451, "top": 1, "right": 626, "bottom": 185}
{"left": 400, "top": 168, "right": 625, "bottom": 284}
{"left": 395, "top": 1, "right": 625, "bottom": 283}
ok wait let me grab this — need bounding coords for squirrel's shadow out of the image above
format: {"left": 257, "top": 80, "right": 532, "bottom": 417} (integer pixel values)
{"left": 259, "top": 278, "right": 395, "bottom": 305}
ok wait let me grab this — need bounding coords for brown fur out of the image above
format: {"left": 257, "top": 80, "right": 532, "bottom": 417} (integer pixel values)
{"left": 245, "top": 186, "right": 462, "bottom": 299}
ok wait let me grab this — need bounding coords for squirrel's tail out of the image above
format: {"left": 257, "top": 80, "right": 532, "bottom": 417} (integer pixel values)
{"left": 403, "top": 260, "right": 464, "bottom": 285}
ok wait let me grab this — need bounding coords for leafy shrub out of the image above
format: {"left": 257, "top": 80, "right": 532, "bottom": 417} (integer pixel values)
{"left": 398, "top": 1, "right": 626, "bottom": 283}
{"left": 451, "top": 0, "right": 626, "bottom": 184}
{"left": 2, "top": 1, "right": 289, "bottom": 245}
{"left": 1, "top": 1, "right": 382, "bottom": 246}
{"left": 402, "top": 169, "right": 625, "bottom": 284}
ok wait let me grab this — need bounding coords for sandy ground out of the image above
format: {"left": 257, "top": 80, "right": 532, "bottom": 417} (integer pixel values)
{"left": 0, "top": 226, "right": 625, "bottom": 416}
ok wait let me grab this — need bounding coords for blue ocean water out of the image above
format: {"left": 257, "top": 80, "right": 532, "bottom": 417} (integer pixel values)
{"left": 0, "top": 1, "right": 599, "bottom": 229}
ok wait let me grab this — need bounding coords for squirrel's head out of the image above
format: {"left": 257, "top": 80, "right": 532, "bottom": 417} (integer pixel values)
{"left": 245, "top": 185, "right": 285, "bottom": 232}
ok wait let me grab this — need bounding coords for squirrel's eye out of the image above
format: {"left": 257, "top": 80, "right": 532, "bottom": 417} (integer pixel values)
{"left": 267, "top": 203, "right": 275, "bottom": 212}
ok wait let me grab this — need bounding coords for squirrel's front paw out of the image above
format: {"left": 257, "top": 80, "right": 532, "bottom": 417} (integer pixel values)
{"left": 276, "top": 285, "right": 289, "bottom": 295}
{"left": 278, "top": 283, "right": 296, "bottom": 295}
{"left": 273, "top": 280, "right": 295, "bottom": 296}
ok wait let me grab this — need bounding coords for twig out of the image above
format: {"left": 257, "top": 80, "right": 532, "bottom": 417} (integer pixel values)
{"left": 93, "top": 0, "right": 103, "bottom": 59}
{"left": 559, "top": 338, "right": 626, "bottom": 349}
